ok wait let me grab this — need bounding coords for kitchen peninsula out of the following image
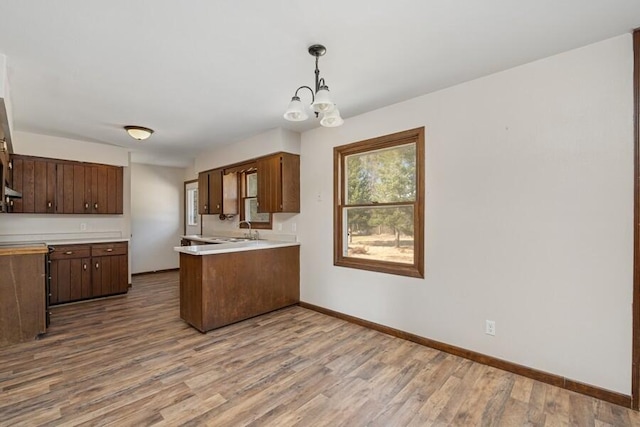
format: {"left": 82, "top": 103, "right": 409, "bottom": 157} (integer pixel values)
{"left": 174, "top": 238, "right": 300, "bottom": 332}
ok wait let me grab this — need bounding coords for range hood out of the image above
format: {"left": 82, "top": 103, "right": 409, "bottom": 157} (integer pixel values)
{"left": 4, "top": 185, "right": 21, "bottom": 199}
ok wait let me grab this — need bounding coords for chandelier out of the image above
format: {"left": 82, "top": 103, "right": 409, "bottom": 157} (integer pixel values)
{"left": 283, "top": 44, "right": 343, "bottom": 127}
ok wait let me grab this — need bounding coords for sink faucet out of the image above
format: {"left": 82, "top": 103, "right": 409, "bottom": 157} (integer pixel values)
{"left": 239, "top": 220, "right": 258, "bottom": 240}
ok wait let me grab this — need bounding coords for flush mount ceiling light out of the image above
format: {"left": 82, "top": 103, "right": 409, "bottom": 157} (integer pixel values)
{"left": 284, "top": 44, "right": 343, "bottom": 127}
{"left": 124, "top": 125, "right": 154, "bottom": 141}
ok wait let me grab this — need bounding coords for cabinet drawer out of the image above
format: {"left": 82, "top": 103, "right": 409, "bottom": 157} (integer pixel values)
{"left": 49, "top": 244, "right": 91, "bottom": 260}
{"left": 91, "top": 242, "right": 127, "bottom": 257}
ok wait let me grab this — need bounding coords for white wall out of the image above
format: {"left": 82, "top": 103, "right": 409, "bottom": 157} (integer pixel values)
{"left": 0, "top": 54, "right": 14, "bottom": 142}
{"left": 194, "top": 128, "right": 300, "bottom": 172}
{"left": 13, "top": 131, "right": 129, "bottom": 166}
{"left": 130, "top": 163, "right": 185, "bottom": 273}
{"left": 299, "top": 35, "right": 634, "bottom": 394}
{"left": 0, "top": 132, "right": 131, "bottom": 245}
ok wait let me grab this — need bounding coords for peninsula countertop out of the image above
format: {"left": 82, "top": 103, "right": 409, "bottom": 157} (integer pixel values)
{"left": 175, "top": 236, "right": 299, "bottom": 256}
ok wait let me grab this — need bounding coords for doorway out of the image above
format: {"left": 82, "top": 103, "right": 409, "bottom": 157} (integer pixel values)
{"left": 184, "top": 180, "right": 201, "bottom": 236}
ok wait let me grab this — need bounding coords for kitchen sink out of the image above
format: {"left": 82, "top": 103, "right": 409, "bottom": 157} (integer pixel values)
{"left": 206, "top": 236, "right": 251, "bottom": 243}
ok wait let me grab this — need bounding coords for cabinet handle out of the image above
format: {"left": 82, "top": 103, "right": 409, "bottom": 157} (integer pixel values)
{"left": 85, "top": 202, "right": 89, "bottom": 210}
{"left": 47, "top": 201, "right": 52, "bottom": 208}
{"left": 94, "top": 203, "right": 98, "bottom": 210}
{"left": 216, "top": 204, "right": 220, "bottom": 209}
{"left": 95, "top": 262, "right": 99, "bottom": 269}
{"left": 83, "top": 263, "right": 87, "bottom": 270}
{"left": 204, "top": 204, "right": 208, "bottom": 211}
{"left": 64, "top": 251, "right": 73, "bottom": 255}
{"left": 106, "top": 248, "right": 113, "bottom": 252}
{"left": 9, "top": 200, "right": 13, "bottom": 207}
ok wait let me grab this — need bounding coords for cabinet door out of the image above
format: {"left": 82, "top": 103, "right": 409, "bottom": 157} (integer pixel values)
{"left": 105, "top": 166, "right": 120, "bottom": 214}
{"left": 86, "top": 164, "right": 96, "bottom": 213}
{"left": 92, "top": 254, "right": 127, "bottom": 296}
{"left": 222, "top": 172, "right": 238, "bottom": 215}
{"left": 56, "top": 163, "right": 75, "bottom": 214}
{"left": 49, "top": 245, "right": 91, "bottom": 305}
{"left": 256, "top": 153, "right": 300, "bottom": 213}
{"left": 198, "top": 171, "right": 209, "bottom": 214}
{"left": 256, "top": 155, "right": 280, "bottom": 213}
{"left": 280, "top": 153, "right": 300, "bottom": 212}
{"left": 50, "top": 258, "right": 79, "bottom": 304}
{"left": 34, "top": 160, "right": 56, "bottom": 213}
{"left": 91, "top": 242, "right": 128, "bottom": 296}
{"left": 11, "top": 156, "right": 35, "bottom": 213}
{"left": 115, "top": 166, "right": 123, "bottom": 214}
{"left": 112, "top": 254, "right": 128, "bottom": 294}
{"left": 81, "top": 258, "right": 91, "bottom": 298}
{"left": 95, "top": 164, "right": 108, "bottom": 214}
{"left": 92, "top": 257, "right": 103, "bottom": 297}
{"left": 208, "top": 169, "right": 222, "bottom": 214}
{"left": 73, "top": 164, "right": 87, "bottom": 213}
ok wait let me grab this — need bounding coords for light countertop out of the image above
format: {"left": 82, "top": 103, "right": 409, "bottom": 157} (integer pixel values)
{"left": 44, "top": 238, "right": 129, "bottom": 246}
{"left": 0, "top": 242, "right": 49, "bottom": 256}
{"left": 174, "top": 239, "right": 300, "bottom": 256}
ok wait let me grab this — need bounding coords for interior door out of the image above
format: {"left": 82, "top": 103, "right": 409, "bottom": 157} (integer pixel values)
{"left": 184, "top": 180, "right": 201, "bottom": 236}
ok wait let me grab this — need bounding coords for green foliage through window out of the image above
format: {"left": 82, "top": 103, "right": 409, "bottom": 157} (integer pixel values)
{"left": 335, "top": 128, "right": 424, "bottom": 278}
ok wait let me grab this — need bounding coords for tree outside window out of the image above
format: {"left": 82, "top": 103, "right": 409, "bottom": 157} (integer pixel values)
{"left": 334, "top": 128, "right": 424, "bottom": 278}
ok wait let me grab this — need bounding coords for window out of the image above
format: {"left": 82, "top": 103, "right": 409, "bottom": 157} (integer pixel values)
{"left": 242, "top": 172, "right": 270, "bottom": 226}
{"left": 225, "top": 162, "right": 272, "bottom": 229}
{"left": 334, "top": 127, "right": 424, "bottom": 278}
{"left": 187, "top": 188, "right": 198, "bottom": 226}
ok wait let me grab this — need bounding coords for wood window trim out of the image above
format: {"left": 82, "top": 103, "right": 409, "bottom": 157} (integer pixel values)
{"left": 232, "top": 162, "right": 272, "bottom": 230}
{"left": 333, "top": 127, "right": 425, "bottom": 278}
{"left": 632, "top": 27, "right": 640, "bottom": 410}
{"left": 183, "top": 179, "right": 201, "bottom": 235}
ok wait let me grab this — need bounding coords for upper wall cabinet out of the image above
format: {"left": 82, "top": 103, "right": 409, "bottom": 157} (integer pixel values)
{"left": 198, "top": 152, "right": 299, "bottom": 216}
{"left": 198, "top": 169, "right": 223, "bottom": 215}
{"left": 256, "top": 152, "right": 300, "bottom": 213}
{"left": 8, "top": 154, "right": 123, "bottom": 215}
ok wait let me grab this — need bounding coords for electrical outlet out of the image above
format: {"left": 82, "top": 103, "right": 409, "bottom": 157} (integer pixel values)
{"left": 485, "top": 320, "right": 496, "bottom": 336}
{"left": 80, "top": 223, "right": 87, "bottom": 231}
{"left": 292, "top": 223, "right": 297, "bottom": 232}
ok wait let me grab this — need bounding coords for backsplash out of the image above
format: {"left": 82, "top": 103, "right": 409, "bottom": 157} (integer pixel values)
{"left": 0, "top": 214, "right": 129, "bottom": 244}
{"left": 0, "top": 230, "right": 126, "bottom": 244}
{"left": 200, "top": 214, "right": 298, "bottom": 242}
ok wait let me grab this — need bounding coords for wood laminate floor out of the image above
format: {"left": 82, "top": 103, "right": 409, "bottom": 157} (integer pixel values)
{"left": 1, "top": 271, "right": 639, "bottom": 426}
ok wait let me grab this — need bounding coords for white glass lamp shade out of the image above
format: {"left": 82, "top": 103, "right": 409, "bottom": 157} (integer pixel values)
{"left": 283, "top": 96, "right": 308, "bottom": 121}
{"left": 125, "top": 126, "right": 154, "bottom": 140}
{"left": 320, "top": 107, "right": 344, "bottom": 127}
{"left": 311, "top": 86, "right": 334, "bottom": 113}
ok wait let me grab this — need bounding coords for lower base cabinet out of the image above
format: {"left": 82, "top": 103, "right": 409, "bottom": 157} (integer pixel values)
{"left": 50, "top": 241, "right": 128, "bottom": 305}
{"left": 179, "top": 245, "right": 300, "bottom": 332}
{"left": 0, "top": 245, "right": 48, "bottom": 346}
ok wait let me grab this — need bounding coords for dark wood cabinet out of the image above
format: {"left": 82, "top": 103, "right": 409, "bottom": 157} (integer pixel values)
{"left": 50, "top": 241, "right": 128, "bottom": 305}
{"left": 256, "top": 152, "right": 300, "bottom": 213}
{"left": 0, "top": 244, "right": 48, "bottom": 346}
{"left": 9, "top": 155, "right": 33, "bottom": 213}
{"left": 91, "top": 242, "right": 128, "bottom": 296}
{"left": 180, "top": 245, "right": 300, "bottom": 332}
{"left": 198, "top": 169, "right": 222, "bottom": 215}
{"left": 49, "top": 244, "right": 91, "bottom": 304}
{"left": 34, "top": 159, "right": 56, "bottom": 213}
{"left": 10, "top": 156, "right": 56, "bottom": 213}
{"left": 197, "top": 152, "right": 299, "bottom": 216}
{"left": 8, "top": 154, "right": 123, "bottom": 215}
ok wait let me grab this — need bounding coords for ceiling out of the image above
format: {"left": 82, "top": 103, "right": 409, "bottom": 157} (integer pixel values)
{"left": 0, "top": 1, "right": 639, "bottom": 167}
